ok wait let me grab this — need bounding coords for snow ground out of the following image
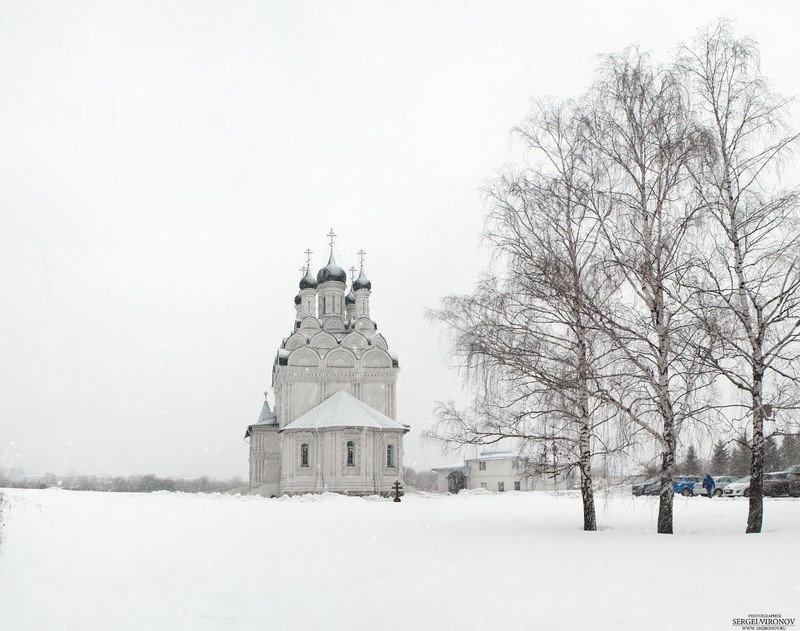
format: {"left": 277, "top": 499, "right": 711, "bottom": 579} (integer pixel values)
{"left": 0, "top": 488, "right": 797, "bottom": 631}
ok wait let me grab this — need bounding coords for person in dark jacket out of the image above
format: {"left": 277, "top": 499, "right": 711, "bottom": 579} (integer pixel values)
{"left": 702, "top": 474, "right": 716, "bottom": 498}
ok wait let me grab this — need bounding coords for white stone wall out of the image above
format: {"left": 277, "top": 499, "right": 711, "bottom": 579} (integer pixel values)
{"left": 280, "top": 427, "right": 404, "bottom": 495}
{"left": 468, "top": 458, "right": 520, "bottom": 492}
{"left": 248, "top": 426, "right": 281, "bottom": 496}
{"left": 273, "top": 316, "right": 399, "bottom": 428}
{"left": 433, "top": 458, "right": 535, "bottom": 493}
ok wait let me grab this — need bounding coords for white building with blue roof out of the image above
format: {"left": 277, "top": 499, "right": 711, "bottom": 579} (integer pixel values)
{"left": 245, "top": 231, "right": 408, "bottom": 496}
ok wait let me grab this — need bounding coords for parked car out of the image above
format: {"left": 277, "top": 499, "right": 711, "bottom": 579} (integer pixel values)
{"left": 763, "top": 471, "right": 792, "bottom": 497}
{"left": 723, "top": 476, "right": 751, "bottom": 497}
{"left": 789, "top": 474, "right": 800, "bottom": 497}
{"left": 673, "top": 475, "right": 702, "bottom": 496}
{"left": 632, "top": 477, "right": 661, "bottom": 496}
{"left": 693, "top": 475, "right": 739, "bottom": 497}
{"left": 642, "top": 477, "right": 662, "bottom": 495}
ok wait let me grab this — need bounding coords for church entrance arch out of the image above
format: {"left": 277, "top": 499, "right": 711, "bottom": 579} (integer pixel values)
{"left": 447, "top": 470, "right": 467, "bottom": 494}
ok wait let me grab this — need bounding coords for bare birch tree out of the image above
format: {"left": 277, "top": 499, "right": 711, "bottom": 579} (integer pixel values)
{"left": 426, "top": 100, "right": 615, "bottom": 531}
{"left": 581, "top": 50, "right": 713, "bottom": 534}
{"left": 679, "top": 20, "right": 800, "bottom": 533}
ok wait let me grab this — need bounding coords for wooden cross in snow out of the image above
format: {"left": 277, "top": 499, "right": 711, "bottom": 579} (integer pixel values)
{"left": 392, "top": 480, "right": 403, "bottom": 502}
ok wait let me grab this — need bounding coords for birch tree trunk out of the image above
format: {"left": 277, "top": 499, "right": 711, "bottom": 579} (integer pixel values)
{"left": 582, "top": 49, "right": 707, "bottom": 534}
{"left": 679, "top": 19, "right": 800, "bottom": 533}
{"left": 426, "top": 100, "right": 614, "bottom": 532}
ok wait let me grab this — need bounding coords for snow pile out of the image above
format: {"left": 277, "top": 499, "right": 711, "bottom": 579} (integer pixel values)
{"left": 0, "top": 488, "right": 797, "bottom": 630}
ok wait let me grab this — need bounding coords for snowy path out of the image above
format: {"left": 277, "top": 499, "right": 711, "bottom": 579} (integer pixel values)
{"left": 0, "top": 488, "right": 797, "bottom": 630}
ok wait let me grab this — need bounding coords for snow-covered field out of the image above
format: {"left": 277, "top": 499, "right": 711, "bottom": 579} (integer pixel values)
{"left": 0, "top": 488, "right": 797, "bottom": 631}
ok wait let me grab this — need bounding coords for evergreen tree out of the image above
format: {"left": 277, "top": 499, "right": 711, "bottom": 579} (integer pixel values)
{"left": 763, "top": 437, "right": 780, "bottom": 472}
{"left": 779, "top": 434, "right": 800, "bottom": 469}
{"left": 709, "top": 441, "right": 729, "bottom": 474}
{"left": 729, "top": 436, "right": 751, "bottom": 477}
{"left": 682, "top": 445, "right": 702, "bottom": 474}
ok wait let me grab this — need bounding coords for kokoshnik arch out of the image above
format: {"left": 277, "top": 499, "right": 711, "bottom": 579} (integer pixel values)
{"left": 245, "top": 229, "right": 409, "bottom": 496}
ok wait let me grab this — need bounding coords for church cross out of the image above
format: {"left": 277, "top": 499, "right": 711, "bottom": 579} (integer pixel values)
{"left": 392, "top": 480, "right": 403, "bottom": 502}
{"left": 350, "top": 266, "right": 357, "bottom": 282}
{"left": 327, "top": 228, "right": 337, "bottom": 248}
{"left": 357, "top": 249, "right": 366, "bottom": 266}
{"left": 304, "top": 248, "right": 313, "bottom": 269}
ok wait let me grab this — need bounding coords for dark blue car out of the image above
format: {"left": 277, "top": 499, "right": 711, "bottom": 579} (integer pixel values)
{"left": 672, "top": 476, "right": 702, "bottom": 496}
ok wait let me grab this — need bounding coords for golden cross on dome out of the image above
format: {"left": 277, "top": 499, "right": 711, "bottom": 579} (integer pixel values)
{"left": 357, "top": 249, "right": 366, "bottom": 266}
{"left": 327, "top": 228, "right": 336, "bottom": 248}
{"left": 304, "top": 248, "right": 313, "bottom": 269}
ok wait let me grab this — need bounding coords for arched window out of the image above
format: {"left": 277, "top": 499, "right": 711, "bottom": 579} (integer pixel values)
{"left": 300, "top": 443, "right": 309, "bottom": 467}
{"left": 386, "top": 444, "right": 395, "bottom": 467}
{"left": 346, "top": 440, "right": 355, "bottom": 466}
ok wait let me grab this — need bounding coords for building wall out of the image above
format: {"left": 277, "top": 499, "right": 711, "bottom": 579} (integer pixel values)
{"left": 273, "top": 316, "right": 399, "bottom": 428}
{"left": 280, "top": 427, "right": 404, "bottom": 495}
{"left": 248, "top": 426, "right": 281, "bottom": 496}
{"left": 433, "top": 457, "right": 536, "bottom": 493}
{"left": 273, "top": 365, "right": 398, "bottom": 427}
{"left": 467, "top": 458, "right": 531, "bottom": 492}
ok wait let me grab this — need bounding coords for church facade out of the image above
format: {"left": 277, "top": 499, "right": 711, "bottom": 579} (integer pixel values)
{"left": 245, "top": 232, "right": 408, "bottom": 496}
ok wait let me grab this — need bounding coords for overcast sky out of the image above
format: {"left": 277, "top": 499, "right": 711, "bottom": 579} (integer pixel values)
{"left": 2, "top": 1, "right": 799, "bottom": 479}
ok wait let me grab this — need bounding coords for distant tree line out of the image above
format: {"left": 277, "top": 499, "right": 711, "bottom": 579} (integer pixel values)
{"left": 0, "top": 473, "right": 247, "bottom": 494}
{"left": 403, "top": 467, "right": 438, "bottom": 492}
{"left": 667, "top": 435, "right": 800, "bottom": 477}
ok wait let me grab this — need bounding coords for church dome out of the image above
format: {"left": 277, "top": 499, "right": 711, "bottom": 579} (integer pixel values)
{"left": 317, "top": 251, "right": 347, "bottom": 284}
{"left": 294, "top": 293, "right": 302, "bottom": 305}
{"left": 299, "top": 269, "right": 318, "bottom": 290}
{"left": 345, "top": 290, "right": 356, "bottom": 305}
{"left": 353, "top": 269, "right": 371, "bottom": 291}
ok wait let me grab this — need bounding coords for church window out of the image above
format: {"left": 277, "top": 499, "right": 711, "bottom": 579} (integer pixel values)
{"left": 346, "top": 441, "right": 355, "bottom": 466}
{"left": 386, "top": 444, "right": 395, "bottom": 467}
{"left": 514, "top": 481, "right": 521, "bottom": 491}
{"left": 498, "top": 481, "right": 505, "bottom": 492}
{"left": 480, "top": 482, "right": 487, "bottom": 490}
{"left": 300, "top": 443, "right": 309, "bottom": 467}
{"left": 478, "top": 461, "right": 486, "bottom": 471}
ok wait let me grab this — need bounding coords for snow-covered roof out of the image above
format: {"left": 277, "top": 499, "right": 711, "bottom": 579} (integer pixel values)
{"left": 282, "top": 390, "right": 408, "bottom": 432}
{"left": 465, "top": 451, "right": 518, "bottom": 462}
{"left": 431, "top": 465, "right": 469, "bottom": 472}
{"left": 244, "top": 394, "right": 279, "bottom": 438}
{"left": 254, "top": 397, "right": 278, "bottom": 426}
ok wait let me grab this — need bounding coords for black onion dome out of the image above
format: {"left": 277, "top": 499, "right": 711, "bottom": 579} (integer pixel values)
{"left": 353, "top": 268, "right": 371, "bottom": 291}
{"left": 345, "top": 290, "right": 356, "bottom": 305}
{"left": 299, "top": 269, "right": 318, "bottom": 290}
{"left": 317, "top": 251, "right": 347, "bottom": 284}
{"left": 294, "top": 293, "right": 302, "bottom": 305}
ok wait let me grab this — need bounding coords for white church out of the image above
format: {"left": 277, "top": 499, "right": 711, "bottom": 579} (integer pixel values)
{"left": 245, "top": 231, "right": 409, "bottom": 496}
